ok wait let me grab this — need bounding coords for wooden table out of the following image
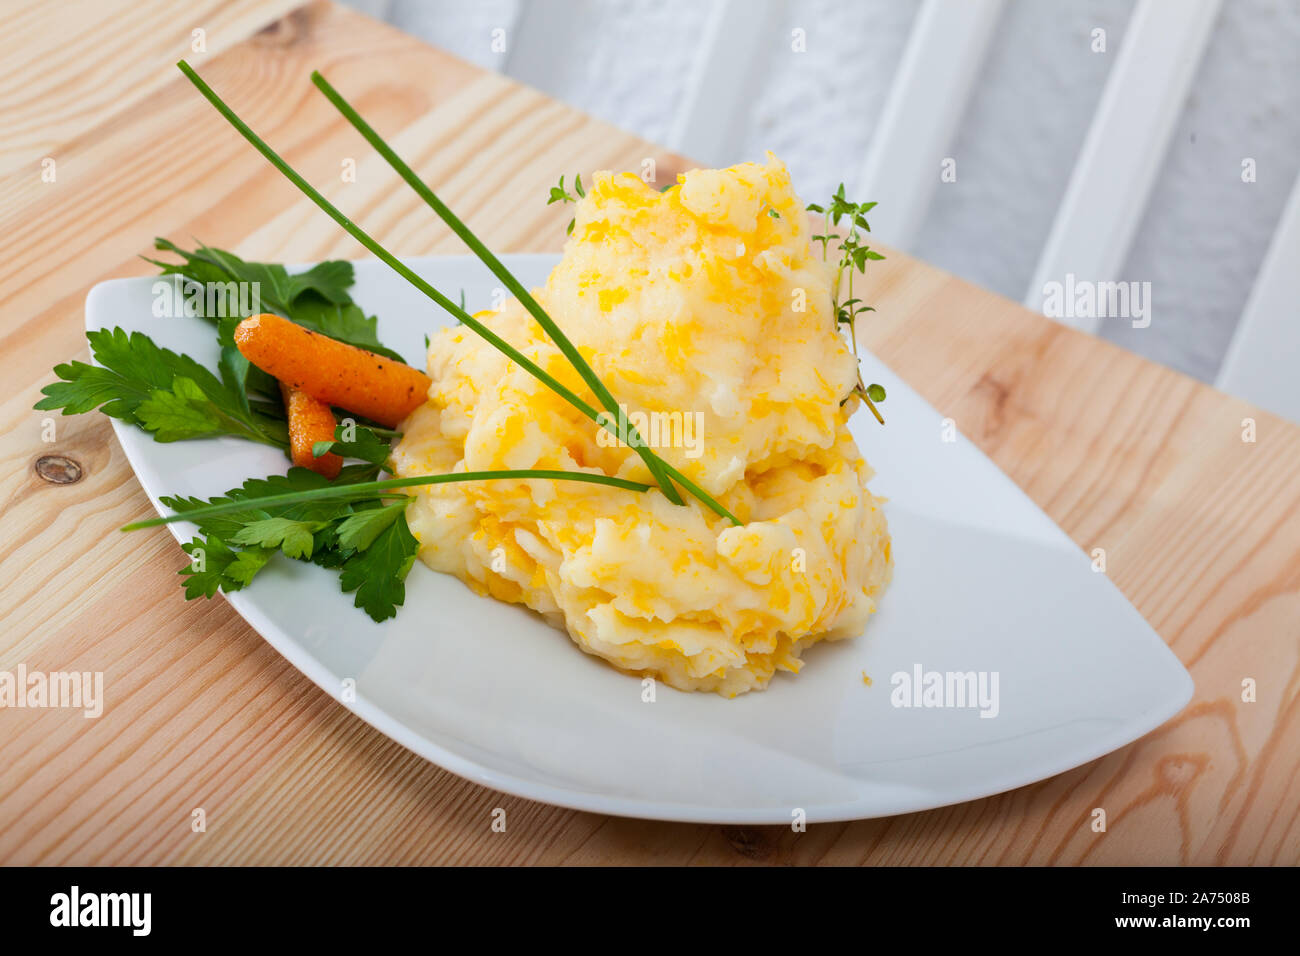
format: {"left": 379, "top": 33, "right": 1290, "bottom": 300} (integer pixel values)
{"left": 1, "top": 0, "right": 1296, "bottom": 866}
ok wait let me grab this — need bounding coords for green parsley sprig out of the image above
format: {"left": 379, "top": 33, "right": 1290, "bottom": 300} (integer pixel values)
{"left": 147, "top": 237, "right": 405, "bottom": 362}
{"left": 35, "top": 327, "right": 289, "bottom": 448}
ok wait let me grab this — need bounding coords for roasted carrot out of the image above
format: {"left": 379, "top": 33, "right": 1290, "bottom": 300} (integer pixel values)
{"left": 234, "top": 313, "right": 431, "bottom": 428}
{"left": 280, "top": 382, "right": 342, "bottom": 479}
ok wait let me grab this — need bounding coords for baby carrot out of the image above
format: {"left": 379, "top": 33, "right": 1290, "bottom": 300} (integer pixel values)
{"left": 234, "top": 313, "right": 431, "bottom": 428}
{"left": 280, "top": 382, "right": 342, "bottom": 479}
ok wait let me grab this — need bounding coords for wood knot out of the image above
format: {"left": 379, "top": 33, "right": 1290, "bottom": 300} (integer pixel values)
{"left": 972, "top": 372, "right": 1010, "bottom": 411}
{"left": 970, "top": 371, "right": 1013, "bottom": 438}
{"left": 722, "top": 826, "right": 777, "bottom": 861}
{"left": 35, "top": 454, "right": 83, "bottom": 484}
{"left": 255, "top": 8, "right": 309, "bottom": 47}
{"left": 1156, "top": 753, "right": 1208, "bottom": 790}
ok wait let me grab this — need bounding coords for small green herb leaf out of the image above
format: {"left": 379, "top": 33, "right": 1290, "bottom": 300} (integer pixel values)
{"left": 149, "top": 239, "right": 404, "bottom": 362}
{"left": 547, "top": 174, "right": 588, "bottom": 236}
{"left": 312, "top": 423, "right": 391, "bottom": 466}
{"left": 178, "top": 536, "right": 270, "bottom": 598}
{"left": 134, "top": 377, "right": 225, "bottom": 441}
{"left": 225, "top": 547, "right": 275, "bottom": 587}
{"left": 230, "top": 516, "right": 324, "bottom": 559}
{"left": 335, "top": 498, "right": 410, "bottom": 552}
{"left": 339, "top": 510, "right": 419, "bottom": 621}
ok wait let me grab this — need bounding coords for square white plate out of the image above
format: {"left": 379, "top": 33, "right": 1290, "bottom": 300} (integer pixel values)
{"left": 87, "top": 255, "right": 1192, "bottom": 824}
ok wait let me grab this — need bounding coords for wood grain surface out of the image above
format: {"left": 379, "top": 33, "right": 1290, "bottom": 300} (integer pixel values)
{"left": 0, "top": 0, "right": 1296, "bottom": 865}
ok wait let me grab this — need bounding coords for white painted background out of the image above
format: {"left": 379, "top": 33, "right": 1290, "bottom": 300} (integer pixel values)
{"left": 342, "top": 0, "right": 1300, "bottom": 387}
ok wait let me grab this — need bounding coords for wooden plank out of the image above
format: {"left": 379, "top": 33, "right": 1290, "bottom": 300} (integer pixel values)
{"left": 0, "top": 0, "right": 307, "bottom": 176}
{"left": 0, "top": 0, "right": 1296, "bottom": 865}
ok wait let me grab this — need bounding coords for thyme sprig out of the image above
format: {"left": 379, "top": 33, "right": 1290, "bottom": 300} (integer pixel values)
{"left": 809, "top": 183, "right": 887, "bottom": 424}
{"left": 547, "top": 173, "right": 585, "bottom": 234}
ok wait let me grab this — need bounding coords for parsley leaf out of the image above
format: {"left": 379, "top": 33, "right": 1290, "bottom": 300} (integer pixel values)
{"left": 225, "top": 548, "right": 276, "bottom": 587}
{"left": 338, "top": 510, "right": 419, "bottom": 621}
{"left": 134, "top": 377, "right": 227, "bottom": 441}
{"left": 335, "top": 499, "right": 410, "bottom": 552}
{"left": 311, "top": 423, "right": 392, "bottom": 466}
{"left": 161, "top": 454, "right": 418, "bottom": 621}
{"left": 36, "top": 328, "right": 288, "bottom": 448}
{"left": 230, "top": 516, "right": 324, "bottom": 559}
{"left": 179, "top": 536, "right": 273, "bottom": 598}
{"left": 147, "top": 238, "right": 405, "bottom": 362}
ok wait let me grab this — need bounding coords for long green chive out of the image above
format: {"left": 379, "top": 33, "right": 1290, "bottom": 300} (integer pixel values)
{"left": 121, "top": 470, "right": 652, "bottom": 531}
{"left": 176, "top": 61, "right": 739, "bottom": 526}
{"left": 309, "top": 70, "right": 681, "bottom": 504}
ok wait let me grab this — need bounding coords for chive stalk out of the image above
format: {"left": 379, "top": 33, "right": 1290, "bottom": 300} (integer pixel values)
{"left": 122, "top": 470, "right": 652, "bottom": 531}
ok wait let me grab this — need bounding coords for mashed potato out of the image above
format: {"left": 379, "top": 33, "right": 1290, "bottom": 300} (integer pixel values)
{"left": 391, "top": 154, "right": 891, "bottom": 696}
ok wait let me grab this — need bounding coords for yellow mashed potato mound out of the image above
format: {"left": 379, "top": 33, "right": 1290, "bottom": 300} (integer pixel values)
{"left": 391, "top": 154, "right": 891, "bottom": 696}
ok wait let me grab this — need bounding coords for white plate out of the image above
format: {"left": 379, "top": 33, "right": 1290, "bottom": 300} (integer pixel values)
{"left": 87, "top": 255, "right": 1192, "bottom": 824}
